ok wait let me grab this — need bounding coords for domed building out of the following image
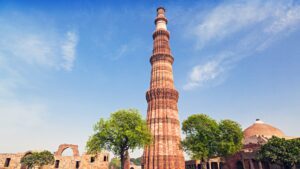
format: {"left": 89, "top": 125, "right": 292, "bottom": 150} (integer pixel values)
{"left": 244, "top": 119, "right": 285, "bottom": 139}
{"left": 185, "top": 118, "right": 300, "bottom": 169}
{"left": 242, "top": 119, "right": 287, "bottom": 146}
{"left": 225, "top": 119, "right": 299, "bottom": 169}
{"left": 185, "top": 119, "right": 299, "bottom": 169}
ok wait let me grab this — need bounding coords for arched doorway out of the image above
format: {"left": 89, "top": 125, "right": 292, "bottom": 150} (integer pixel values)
{"left": 236, "top": 161, "right": 244, "bottom": 169}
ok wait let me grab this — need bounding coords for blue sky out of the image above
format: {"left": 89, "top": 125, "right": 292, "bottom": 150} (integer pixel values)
{"left": 1, "top": 0, "right": 300, "bottom": 158}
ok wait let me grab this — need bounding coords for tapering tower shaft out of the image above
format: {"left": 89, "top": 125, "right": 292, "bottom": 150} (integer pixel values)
{"left": 142, "top": 7, "right": 185, "bottom": 169}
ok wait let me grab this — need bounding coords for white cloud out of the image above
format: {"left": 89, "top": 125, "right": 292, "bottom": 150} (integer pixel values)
{"left": 193, "top": 0, "right": 273, "bottom": 48}
{"left": 265, "top": 5, "right": 300, "bottom": 34}
{"left": 0, "top": 12, "right": 79, "bottom": 133}
{"left": 0, "top": 12, "right": 79, "bottom": 142}
{"left": 0, "top": 32, "right": 56, "bottom": 67}
{"left": 0, "top": 13, "right": 79, "bottom": 71}
{"left": 184, "top": 52, "right": 235, "bottom": 90}
{"left": 184, "top": 0, "right": 300, "bottom": 90}
{"left": 61, "top": 31, "right": 78, "bottom": 71}
{"left": 184, "top": 61, "right": 221, "bottom": 90}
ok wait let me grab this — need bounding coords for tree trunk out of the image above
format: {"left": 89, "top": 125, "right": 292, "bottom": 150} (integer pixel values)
{"left": 201, "top": 158, "right": 207, "bottom": 169}
{"left": 120, "top": 152, "right": 125, "bottom": 169}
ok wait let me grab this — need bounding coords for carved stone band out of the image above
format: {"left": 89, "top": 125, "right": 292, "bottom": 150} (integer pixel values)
{"left": 147, "top": 117, "right": 180, "bottom": 125}
{"left": 153, "top": 29, "right": 170, "bottom": 39}
{"left": 152, "top": 135, "right": 181, "bottom": 142}
{"left": 150, "top": 53, "right": 174, "bottom": 65}
{"left": 146, "top": 88, "right": 179, "bottom": 102}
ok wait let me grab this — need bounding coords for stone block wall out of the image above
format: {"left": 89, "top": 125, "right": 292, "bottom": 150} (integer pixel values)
{"left": 0, "top": 153, "right": 25, "bottom": 169}
{"left": 0, "top": 144, "right": 109, "bottom": 169}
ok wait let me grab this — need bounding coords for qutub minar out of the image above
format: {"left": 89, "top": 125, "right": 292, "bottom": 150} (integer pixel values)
{"left": 142, "top": 7, "right": 185, "bottom": 169}
{"left": 0, "top": 6, "right": 299, "bottom": 169}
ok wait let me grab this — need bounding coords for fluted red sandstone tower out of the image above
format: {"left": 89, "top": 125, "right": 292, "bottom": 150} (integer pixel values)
{"left": 142, "top": 7, "right": 185, "bottom": 169}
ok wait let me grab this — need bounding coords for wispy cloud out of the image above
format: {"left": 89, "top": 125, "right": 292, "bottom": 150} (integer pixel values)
{"left": 184, "top": 0, "right": 300, "bottom": 90}
{"left": 61, "top": 31, "right": 79, "bottom": 71}
{"left": 265, "top": 5, "right": 300, "bottom": 34}
{"left": 0, "top": 12, "right": 79, "bottom": 71}
{"left": 0, "top": 11, "right": 78, "bottom": 137}
{"left": 184, "top": 52, "right": 235, "bottom": 90}
{"left": 100, "top": 39, "right": 141, "bottom": 61}
{"left": 184, "top": 61, "right": 221, "bottom": 90}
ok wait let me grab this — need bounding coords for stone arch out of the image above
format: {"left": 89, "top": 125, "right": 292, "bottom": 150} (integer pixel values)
{"left": 61, "top": 147, "right": 74, "bottom": 156}
{"left": 55, "top": 144, "right": 79, "bottom": 157}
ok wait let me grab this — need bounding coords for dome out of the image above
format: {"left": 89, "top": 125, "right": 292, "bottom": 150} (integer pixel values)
{"left": 243, "top": 119, "right": 285, "bottom": 139}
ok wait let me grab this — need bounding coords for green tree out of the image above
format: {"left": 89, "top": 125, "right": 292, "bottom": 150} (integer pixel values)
{"left": 257, "top": 136, "right": 300, "bottom": 169}
{"left": 20, "top": 150, "right": 54, "bottom": 169}
{"left": 109, "top": 157, "right": 121, "bottom": 169}
{"left": 218, "top": 120, "right": 243, "bottom": 156}
{"left": 130, "top": 157, "right": 142, "bottom": 166}
{"left": 86, "top": 109, "right": 152, "bottom": 169}
{"left": 181, "top": 114, "right": 243, "bottom": 168}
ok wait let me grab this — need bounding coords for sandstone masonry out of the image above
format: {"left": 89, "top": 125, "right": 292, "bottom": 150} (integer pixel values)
{"left": 142, "top": 7, "right": 185, "bottom": 169}
{"left": 0, "top": 144, "right": 109, "bottom": 169}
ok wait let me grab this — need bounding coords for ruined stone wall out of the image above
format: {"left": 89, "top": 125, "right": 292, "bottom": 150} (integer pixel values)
{"left": 0, "top": 144, "right": 109, "bottom": 169}
{"left": 49, "top": 152, "right": 109, "bottom": 169}
{"left": 0, "top": 153, "right": 26, "bottom": 169}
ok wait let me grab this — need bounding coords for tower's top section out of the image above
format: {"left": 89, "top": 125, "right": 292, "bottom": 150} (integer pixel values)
{"left": 157, "top": 6, "right": 166, "bottom": 14}
{"left": 155, "top": 7, "right": 168, "bottom": 30}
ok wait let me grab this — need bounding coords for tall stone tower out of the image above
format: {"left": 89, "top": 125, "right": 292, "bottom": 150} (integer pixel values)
{"left": 142, "top": 7, "right": 185, "bottom": 169}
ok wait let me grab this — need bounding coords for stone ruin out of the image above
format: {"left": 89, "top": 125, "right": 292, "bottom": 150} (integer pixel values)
{"left": 0, "top": 144, "right": 109, "bottom": 169}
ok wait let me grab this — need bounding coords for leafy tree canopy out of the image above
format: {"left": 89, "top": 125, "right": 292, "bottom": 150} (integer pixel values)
{"left": 20, "top": 150, "right": 54, "bottom": 169}
{"left": 181, "top": 114, "right": 243, "bottom": 161}
{"left": 86, "top": 109, "right": 152, "bottom": 169}
{"left": 257, "top": 136, "right": 300, "bottom": 169}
